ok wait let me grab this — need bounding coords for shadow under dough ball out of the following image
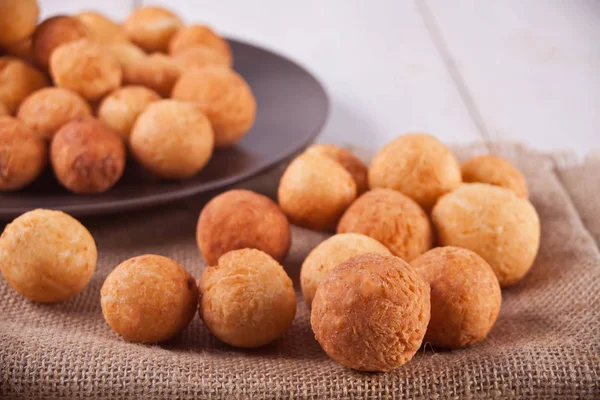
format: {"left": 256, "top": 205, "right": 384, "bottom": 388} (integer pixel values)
{"left": 0, "top": 56, "right": 49, "bottom": 114}
{"left": 461, "top": 154, "right": 529, "bottom": 198}
{"left": 123, "top": 6, "right": 183, "bottom": 53}
{"left": 32, "top": 15, "right": 90, "bottom": 71}
{"left": 0, "top": 0, "right": 39, "bottom": 47}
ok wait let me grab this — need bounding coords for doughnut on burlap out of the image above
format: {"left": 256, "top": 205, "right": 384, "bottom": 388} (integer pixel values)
{"left": 1, "top": 143, "right": 599, "bottom": 399}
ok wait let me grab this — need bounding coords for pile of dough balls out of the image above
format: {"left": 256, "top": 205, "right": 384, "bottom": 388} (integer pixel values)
{"left": 0, "top": 1, "right": 256, "bottom": 193}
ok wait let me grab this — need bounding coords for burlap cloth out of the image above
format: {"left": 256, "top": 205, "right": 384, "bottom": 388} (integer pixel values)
{"left": 1, "top": 143, "right": 599, "bottom": 399}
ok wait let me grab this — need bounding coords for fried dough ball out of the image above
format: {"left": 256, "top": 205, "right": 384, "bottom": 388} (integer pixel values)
{"left": 411, "top": 246, "right": 502, "bottom": 349}
{"left": 301, "top": 233, "right": 391, "bottom": 307}
{"left": 50, "top": 116, "right": 126, "bottom": 194}
{"left": 106, "top": 41, "right": 147, "bottom": 68}
{"left": 130, "top": 100, "right": 214, "bottom": 179}
{"left": 101, "top": 254, "right": 199, "bottom": 343}
{"left": 50, "top": 39, "right": 121, "bottom": 101}
{"left": 311, "top": 253, "right": 430, "bottom": 372}
{"left": 123, "top": 53, "right": 180, "bottom": 97}
{"left": 369, "top": 134, "right": 462, "bottom": 212}
{"left": 3, "top": 36, "right": 34, "bottom": 64}
{"left": 0, "top": 0, "right": 39, "bottom": 47}
{"left": 172, "top": 66, "right": 256, "bottom": 147}
{"left": 0, "top": 101, "right": 8, "bottom": 116}
{"left": 278, "top": 152, "right": 357, "bottom": 231}
{"left": 432, "top": 183, "right": 540, "bottom": 287}
{"left": 337, "top": 188, "right": 431, "bottom": 261}
{"left": 461, "top": 154, "right": 528, "bottom": 198}
{"left": 172, "top": 45, "right": 231, "bottom": 70}
{"left": 123, "top": 7, "right": 182, "bottom": 53}
{"left": 75, "top": 11, "right": 128, "bottom": 44}
{"left": 17, "top": 87, "right": 91, "bottom": 140}
{"left": 0, "top": 209, "right": 97, "bottom": 303}
{"left": 97, "top": 86, "right": 160, "bottom": 140}
{"left": 169, "top": 24, "right": 232, "bottom": 64}
{"left": 32, "top": 15, "right": 89, "bottom": 71}
{"left": 306, "top": 144, "right": 369, "bottom": 195}
{"left": 0, "top": 116, "right": 47, "bottom": 190}
{"left": 199, "top": 249, "right": 296, "bottom": 348}
{"left": 0, "top": 56, "right": 49, "bottom": 113}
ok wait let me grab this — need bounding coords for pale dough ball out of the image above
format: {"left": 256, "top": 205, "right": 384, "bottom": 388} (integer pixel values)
{"left": 301, "top": 233, "right": 391, "bottom": 307}
{"left": 0, "top": 209, "right": 97, "bottom": 303}
{"left": 411, "top": 246, "right": 502, "bottom": 349}
{"left": 0, "top": 116, "right": 47, "bottom": 190}
{"left": 123, "top": 53, "right": 181, "bottom": 97}
{"left": 461, "top": 154, "right": 528, "bottom": 198}
{"left": 106, "top": 41, "right": 147, "bottom": 68}
{"left": 337, "top": 188, "right": 432, "bottom": 261}
{"left": 123, "top": 7, "right": 182, "bottom": 53}
{"left": 17, "top": 87, "right": 92, "bottom": 140}
{"left": 101, "top": 254, "right": 199, "bottom": 343}
{"left": 0, "top": 0, "right": 39, "bottom": 47}
{"left": 306, "top": 144, "right": 369, "bottom": 195}
{"left": 0, "top": 101, "right": 8, "bottom": 116}
{"left": 75, "top": 11, "right": 128, "bottom": 44}
{"left": 172, "top": 66, "right": 256, "bottom": 147}
{"left": 432, "top": 183, "right": 540, "bottom": 287}
{"left": 32, "top": 15, "right": 90, "bottom": 70}
{"left": 197, "top": 189, "right": 291, "bottom": 265}
{"left": 199, "top": 249, "right": 296, "bottom": 348}
{"left": 97, "top": 85, "right": 160, "bottom": 140}
{"left": 369, "top": 133, "right": 462, "bottom": 212}
{"left": 130, "top": 100, "right": 214, "bottom": 179}
{"left": 278, "top": 152, "right": 357, "bottom": 231}
{"left": 169, "top": 24, "right": 232, "bottom": 65}
{"left": 50, "top": 39, "right": 122, "bottom": 102}
{"left": 311, "top": 253, "right": 430, "bottom": 372}
{"left": 0, "top": 56, "right": 49, "bottom": 113}
{"left": 172, "top": 45, "right": 232, "bottom": 70}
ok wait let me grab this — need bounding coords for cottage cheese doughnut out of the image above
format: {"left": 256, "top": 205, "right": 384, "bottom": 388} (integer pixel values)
{"left": 0, "top": 56, "right": 49, "bottom": 113}
{"left": 101, "top": 254, "right": 199, "bottom": 343}
{"left": 106, "top": 42, "right": 147, "bottom": 68}
{"left": 461, "top": 154, "right": 528, "bottom": 198}
{"left": 369, "top": 134, "right": 462, "bottom": 212}
{"left": 123, "top": 53, "right": 180, "bottom": 97}
{"left": 75, "top": 11, "right": 128, "bottom": 44}
{"left": 432, "top": 183, "right": 540, "bottom": 287}
{"left": 311, "top": 253, "right": 430, "bottom": 372}
{"left": 123, "top": 7, "right": 182, "bottom": 53}
{"left": 306, "top": 144, "right": 369, "bottom": 195}
{"left": 32, "top": 15, "right": 89, "bottom": 70}
{"left": 172, "top": 45, "right": 231, "bottom": 70}
{"left": 0, "top": 0, "right": 39, "bottom": 47}
{"left": 0, "top": 209, "right": 97, "bottom": 303}
{"left": 169, "top": 24, "right": 232, "bottom": 64}
{"left": 199, "top": 249, "right": 296, "bottom": 348}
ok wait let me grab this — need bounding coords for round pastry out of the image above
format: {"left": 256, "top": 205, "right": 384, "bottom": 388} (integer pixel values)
{"left": 301, "top": 233, "right": 391, "bottom": 307}
{"left": 123, "top": 53, "right": 181, "bottom": 97}
{"left": 3, "top": 35, "right": 34, "bottom": 64}
{"left": 411, "top": 246, "right": 502, "bottom": 349}
{"left": 17, "top": 87, "right": 92, "bottom": 140}
{"left": 32, "top": 15, "right": 89, "bottom": 70}
{"left": 369, "top": 133, "right": 462, "bottom": 212}
{"left": 337, "top": 188, "right": 431, "bottom": 261}
{"left": 101, "top": 254, "right": 199, "bottom": 343}
{"left": 0, "top": 116, "right": 47, "bottom": 191}
{"left": 278, "top": 152, "right": 357, "bottom": 231}
{"left": 75, "top": 11, "right": 128, "bottom": 44}
{"left": 97, "top": 85, "right": 160, "bottom": 140}
{"left": 0, "top": 208, "right": 97, "bottom": 303}
{"left": 106, "top": 42, "right": 147, "bottom": 68}
{"left": 123, "top": 7, "right": 182, "bottom": 53}
{"left": 51, "top": 116, "right": 126, "bottom": 194}
{"left": 172, "top": 66, "right": 256, "bottom": 147}
{"left": 305, "top": 144, "right": 369, "bottom": 195}
{"left": 50, "top": 39, "right": 121, "bottom": 101}
{"left": 0, "top": 0, "right": 39, "bottom": 47}
{"left": 311, "top": 253, "right": 430, "bottom": 372}
{"left": 169, "top": 24, "right": 232, "bottom": 64}
{"left": 172, "top": 45, "right": 231, "bottom": 70}
{"left": 130, "top": 100, "right": 214, "bottom": 179}
{"left": 197, "top": 189, "right": 291, "bottom": 266}
{"left": 461, "top": 154, "right": 528, "bottom": 198}
{"left": 432, "top": 183, "right": 540, "bottom": 287}
{"left": 0, "top": 101, "right": 8, "bottom": 116}
{"left": 0, "top": 56, "right": 49, "bottom": 113}
{"left": 199, "top": 249, "right": 296, "bottom": 348}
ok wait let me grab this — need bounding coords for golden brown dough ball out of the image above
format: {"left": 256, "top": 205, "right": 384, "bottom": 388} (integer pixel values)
{"left": 0, "top": 116, "right": 47, "bottom": 190}
{"left": 106, "top": 41, "right": 147, "bottom": 68}
{"left": 0, "top": 0, "right": 39, "bottom": 47}
{"left": 311, "top": 253, "right": 430, "bottom": 372}
{"left": 3, "top": 36, "right": 35, "bottom": 64}
{"left": 123, "top": 7, "right": 182, "bottom": 53}
{"left": 123, "top": 53, "right": 180, "bottom": 97}
{"left": 306, "top": 144, "right": 369, "bottom": 195}
{"left": 0, "top": 56, "right": 49, "bottom": 113}
{"left": 169, "top": 24, "right": 232, "bottom": 64}
{"left": 32, "top": 15, "right": 89, "bottom": 71}
{"left": 17, "top": 87, "right": 91, "bottom": 140}
{"left": 75, "top": 11, "right": 128, "bottom": 44}
{"left": 172, "top": 66, "right": 256, "bottom": 147}
{"left": 97, "top": 86, "right": 160, "bottom": 140}
{"left": 51, "top": 116, "right": 126, "bottom": 194}
{"left": 50, "top": 39, "right": 121, "bottom": 102}
{"left": 199, "top": 249, "right": 296, "bottom": 348}
{"left": 461, "top": 154, "right": 528, "bottom": 198}
{"left": 197, "top": 189, "right": 291, "bottom": 266}
{"left": 301, "top": 233, "right": 391, "bottom": 307}
{"left": 432, "top": 183, "right": 540, "bottom": 287}
{"left": 278, "top": 152, "right": 357, "bottom": 231}
{"left": 369, "top": 133, "right": 462, "bottom": 212}
{"left": 0, "top": 209, "right": 97, "bottom": 303}
{"left": 101, "top": 254, "right": 198, "bottom": 343}
{"left": 411, "top": 246, "right": 502, "bottom": 349}
{"left": 172, "top": 45, "right": 231, "bottom": 70}
{"left": 337, "top": 188, "right": 432, "bottom": 261}
{"left": 0, "top": 101, "right": 8, "bottom": 116}
{"left": 130, "top": 100, "right": 214, "bottom": 179}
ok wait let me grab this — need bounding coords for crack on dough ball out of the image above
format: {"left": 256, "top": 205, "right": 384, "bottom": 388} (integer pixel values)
{"left": 461, "top": 154, "right": 528, "bottom": 198}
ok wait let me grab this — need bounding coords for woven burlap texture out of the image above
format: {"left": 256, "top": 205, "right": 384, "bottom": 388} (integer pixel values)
{"left": 1, "top": 143, "right": 599, "bottom": 399}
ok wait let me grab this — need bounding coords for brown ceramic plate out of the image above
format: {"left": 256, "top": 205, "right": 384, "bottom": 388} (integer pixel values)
{"left": 0, "top": 39, "right": 329, "bottom": 220}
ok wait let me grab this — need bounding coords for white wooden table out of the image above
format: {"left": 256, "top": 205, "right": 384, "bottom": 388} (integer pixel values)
{"left": 41, "top": 0, "right": 600, "bottom": 157}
